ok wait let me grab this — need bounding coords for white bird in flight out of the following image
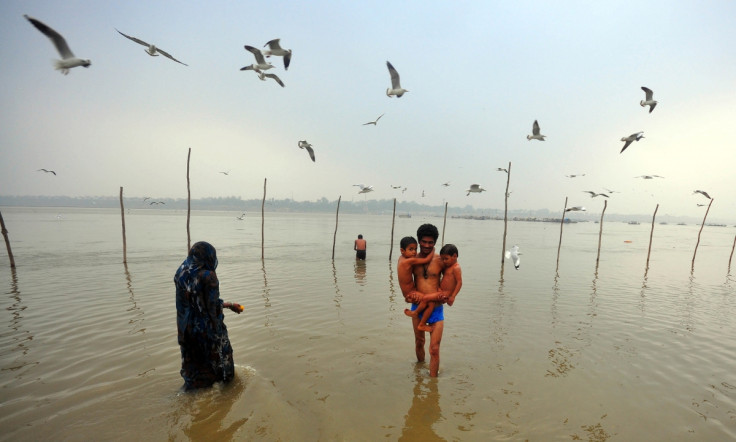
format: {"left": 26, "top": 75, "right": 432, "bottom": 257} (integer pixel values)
{"left": 466, "top": 184, "right": 486, "bottom": 196}
{"left": 24, "top": 15, "right": 91, "bottom": 75}
{"left": 262, "top": 39, "right": 291, "bottom": 70}
{"left": 505, "top": 245, "right": 520, "bottom": 270}
{"left": 240, "top": 45, "right": 274, "bottom": 73}
{"left": 526, "top": 120, "right": 546, "bottom": 141}
{"left": 363, "top": 113, "right": 384, "bottom": 126}
{"left": 565, "top": 174, "right": 585, "bottom": 178}
{"left": 256, "top": 71, "right": 284, "bottom": 87}
{"left": 353, "top": 184, "right": 374, "bottom": 194}
{"left": 620, "top": 131, "right": 644, "bottom": 153}
{"left": 693, "top": 190, "right": 712, "bottom": 199}
{"left": 497, "top": 167, "right": 508, "bottom": 173}
{"left": 37, "top": 168, "right": 56, "bottom": 175}
{"left": 386, "top": 61, "right": 408, "bottom": 97}
{"left": 298, "top": 140, "right": 315, "bottom": 162}
{"left": 640, "top": 87, "right": 657, "bottom": 113}
{"left": 565, "top": 206, "right": 586, "bottom": 212}
{"left": 441, "top": 182, "right": 450, "bottom": 187}
{"left": 635, "top": 175, "right": 664, "bottom": 179}
{"left": 115, "top": 29, "right": 188, "bottom": 66}
{"left": 583, "top": 191, "right": 609, "bottom": 198}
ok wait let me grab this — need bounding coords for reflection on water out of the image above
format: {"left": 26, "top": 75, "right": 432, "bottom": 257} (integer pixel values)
{"left": 399, "top": 371, "right": 443, "bottom": 441}
{"left": 354, "top": 259, "right": 366, "bottom": 285}
{"left": 2, "top": 268, "right": 37, "bottom": 375}
{"left": 124, "top": 264, "right": 146, "bottom": 336}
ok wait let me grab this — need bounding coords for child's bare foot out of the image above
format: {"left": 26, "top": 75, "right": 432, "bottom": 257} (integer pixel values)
{"left": 417, "top": 323, "right": 434, "bottom": 332}
{"left": 404, "top": 308, "right": 418, "bottom": 317}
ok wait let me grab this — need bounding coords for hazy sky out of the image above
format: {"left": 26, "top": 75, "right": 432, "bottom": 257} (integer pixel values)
{"left": 1, "top": 1, "right": 735, "bottom": 219}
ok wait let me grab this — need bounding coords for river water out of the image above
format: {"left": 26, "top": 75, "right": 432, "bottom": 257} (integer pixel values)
{"left": 1, "top": 207, "right": 734, "bottom": 440}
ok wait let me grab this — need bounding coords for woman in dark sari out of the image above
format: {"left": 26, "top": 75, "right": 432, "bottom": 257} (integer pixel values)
{"left": 174, "top": 242, "right": 241, "bottom": 390}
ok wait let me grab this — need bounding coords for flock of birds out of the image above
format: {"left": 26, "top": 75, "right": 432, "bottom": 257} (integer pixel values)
{"left": 22, "top": 14, "right": 715, "bottom": 212}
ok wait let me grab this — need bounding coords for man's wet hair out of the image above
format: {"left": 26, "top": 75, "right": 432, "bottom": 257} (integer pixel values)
{"left": 416, "top": 223, "right": 439, "bottom": 242}
{"left": 400, "top": 236, "right": 417, "bottom": 249}
{"left": 440, "top": 244, "right": 458, "bottom": 256}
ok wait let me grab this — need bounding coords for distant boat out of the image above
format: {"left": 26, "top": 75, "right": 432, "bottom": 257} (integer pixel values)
{"left": 398, "top": 213, "right": 411, "bottom": 218}
{"left": 677, "top": 222, "right": 687, "bottom": 226}
{"left": 627, "top": 221, "right": 640, "bottom": 225}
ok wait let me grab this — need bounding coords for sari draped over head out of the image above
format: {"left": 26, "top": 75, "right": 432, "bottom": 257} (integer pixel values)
{"left": 174, "top": 241, "right": 234, "bottom": 389}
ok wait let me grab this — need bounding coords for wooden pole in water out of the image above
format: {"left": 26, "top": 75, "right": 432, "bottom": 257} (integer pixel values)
{"left": 119, "top": 187, "right": 127, "bottom": 264}
{"left": 261, "top": 178, "right": 267, "bottom": 260}
{"left": 645, "top": 204, "right": 659, "bottom": 271}
{"left": 332, "top": 196, "right": 341, "bottom": 260}
{"left": 389, "top": 198, "right": 397, "bottom": 261}
{"left": 555, "top": 197, "right": 568, "bottom": 273}
{"left": 441, "top": 202, "right": 448, "bottom": 246}
{"left": 186, "top": 147, "right": 191, "bottom": 252}
{"left": 728, "top": 234, "right": 736, "bottom": 274}
{"left": 595, "top": 199, "right": 607, "bottom": 267}
{"left": 692, "top": 198, "right": 714, "bottom": 271}
{"left": 501, "top": 162, "right": 511, "bottom": 273}
{"left": 0, "top": 210, "right": 16, "bottom": 268}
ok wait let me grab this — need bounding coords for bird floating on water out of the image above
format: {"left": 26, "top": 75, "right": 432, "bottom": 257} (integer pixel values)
{"left": 505, "top": 245, "right": 520, "bottom": 270}
{"left": 565, "top": 206, "right": 586, "bottom": 212}
{"left": 363, "top": 114, "right": 384, "bottom": 126}
{"left": 635, "top": 175, "right": 663, "bottom": 179}
{"left": 466, "top": 184, "right": 486, "bottom": 196}
{"left": 693, "top": 190, "right": 712, "bottom": 199}
{"left": 620, "top": 131, "right": 644, "bottom": 153}
{"left": 640, "top": 87, "right": 657, "bottom": 113}
{"left": 527, "top": 120, "right": 546, "bottom": 141}
{"left": 37, "top": 168, "right": 56, "bottom": 175}
{"left": 24, "top": 15, "right": 91, "bottom": 74}
{"left": 583, "top": 191, "right": 609, "bottom": 198}
{"left": 256, "top": 71, "right": 284, "bottom": 87}
{"left": 115, "top": 29, "right": 188, "bottom": 66}
{"left": 241, "top": 45, "right": 274, "bottom": 73}
{"left": 262, "top": 39, "right": 291, "bottom": 70}
{"left": 354, "top": 184, "right": 374, "bottom": 194}
{"left": 386, "top": 61, "right": 408, "bottom": 97}
{"left": 298, "top": 140, "right": 315, "bottom": 162}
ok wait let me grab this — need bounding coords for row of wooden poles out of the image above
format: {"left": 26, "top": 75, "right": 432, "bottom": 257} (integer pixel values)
{"left": 2, "top": 156, "right": 736, "bottom": 276}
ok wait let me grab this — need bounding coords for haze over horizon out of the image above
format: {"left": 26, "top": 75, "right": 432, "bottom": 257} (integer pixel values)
{"left": 2, "top": 1, "right": 735, "bottom": 221}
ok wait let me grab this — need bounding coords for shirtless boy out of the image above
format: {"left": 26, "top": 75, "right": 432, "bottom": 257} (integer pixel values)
{"left": 407, "top": 243, "right": 463, "bottom": 330}
{"left": 439, "top": 244, "right": 462, "bottom": 306}
{"left": 398, "top": 236, "right": 435, "bottom": 300}
{"left": 407, "top": 224, "right": 448, "bottom": 377}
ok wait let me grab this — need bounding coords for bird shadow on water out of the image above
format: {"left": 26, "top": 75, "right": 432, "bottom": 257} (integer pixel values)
{"left": 398, "top": 369, "right": 444, "bottom": 441}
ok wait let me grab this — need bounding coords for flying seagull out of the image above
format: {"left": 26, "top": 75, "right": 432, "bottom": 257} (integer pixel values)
{"left": 24, "top": 15, "right": 91, "bottom": 74}
{"left": 620, "top": 131, "right": 644, "bottom": 153}
{"left": 115, "top": 29, "right": 188, "bottom": 66}
{"left": 390, "top": 185, "right": 402, "bottom": 189}
{"left": 466, "top": 184, "right": 486, "bottom": 196}
{"left": 236, "top": 212, "right": 246, "bottom": 220}
{"left": 635, "top": 175, "right": 664, "bottom": 179}
{"left": 262, "top": 39, "right": 291, "bottom": 70}
{"left": 565, "top": 174, "right": 585, "bottom": 178}
{"left": 256, "top": 71, "right": 284, "bottom": 87}
{"left": 363, "top": 113, "right": 384, "bottom": 126}
{"left": 298, "top": 140, "right": 315, "bottom": 162}
{"left": 240, "top": 45, "right": 274, "bottom": 73}
{"left": 527, "top": 120, "right": 546, "bottom": 141}
{"left": 37, "top": 168, "right": 56, "bottom": 175}
{"left": 219, "top": 171, "right": 230, "bottom": 175}
{"left": 441, "top": 182, "right": 450, "bottom": 187}
{"left": 497, "top": 167, "right": 508, "bottom": 173}
{"left": 386, "top": 61, "right": 408, "bottom": 97}
{"left": 565, "top": 206, "right": 586, "bottom": 212}
{"left": 505, "top": 245, "right": 520, "bottom": 270}
{"left": 603, "top": 188, "right": 619, "bottom": 194}
{"left": 693, "top": 190, "right": 712, "bottom": 199}
{"left": 640, "top": 87, "right": 657, "bottom": 113}
{"left": 583, "top": 191, "right": 609, "bottom": 198}
{"left": 353, "top": 184, "right": 374, "bottom": 194}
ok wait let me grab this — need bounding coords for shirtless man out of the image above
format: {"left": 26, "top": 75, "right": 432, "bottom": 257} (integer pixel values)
{"left": 354, "top": 234, "right": 367, "bottom": 260}
{"left": 406, "top": 223, "right": 448, "bottom": 377}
